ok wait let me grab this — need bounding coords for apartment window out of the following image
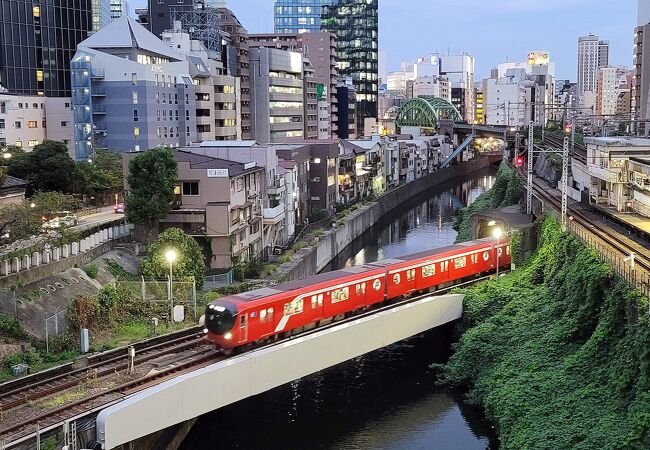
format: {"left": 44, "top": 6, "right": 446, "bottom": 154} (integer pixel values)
{"left": 14, "top": 121, "right": 21, "bottom": 128}
{"left": 65, "top": 102, "right": 70, "bottom": 108}
{"left": 133, "top": 127, "right": 140, "bottom": 138}
{"left": 42, "top": 120, "right": 46, "bottom": 128}
{"left": 157, "top": 110, "right": 161, "bottom": 121}
{"left": 0, "top": 102, "right": 5, "bottom": 113}
{"left": 32, "top": 103, "right": 38, "bottom": 109}
{"left": 133, "top": 110, "right": 139, "bottom": 122}
{"left": 186, "top": 126, "right": 190, "bottom": 137}
{"left": 175, "top": 110, "right": 178, "bottom": 120}
{"left": 182, "top": 181, "right": 199, "bottom": 196}
{"left": 132, "top": 92, "right": 138, "bottom": 104}
{"left": 28, "top": 140, "right": 38, "bottom": 147}
{"left": 157, "top": 127, "right": 161, "bottom": 138}
{"left": 18, "top": 103, "right": 22, "bottom": 108}
{"left": 60, "top": 121, "right": 68, "bottom": 127}
{"left": 0, "top": 119, "right": 4, "bottom": 129}
{"left": 170, "top": 127, "right": 174, "bottom": 138}
{"left": 185, "top": 110, "right": 189, "bottom": 120}
{"left": 132, "top": 73, "right": 137, "bottom": 85}
{"left": 15, "top": 141, "right": 22, "bottom": 148}
{"left": 163, "top": 126, "right": 168, "bottom": 138}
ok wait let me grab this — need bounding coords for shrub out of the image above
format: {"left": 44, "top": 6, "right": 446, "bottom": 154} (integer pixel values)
{"left": 0, "top": 317, "right": 25, "bottom": 340}
{"left": 84, "top": 264, "right": 98, "bottom": 279}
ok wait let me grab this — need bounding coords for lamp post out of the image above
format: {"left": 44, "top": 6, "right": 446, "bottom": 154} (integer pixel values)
{"left": 494, "top": 227, "right": 503, "bottom": 278}
{"left": 165, "top": 249, "right": 178, "bottom": 324}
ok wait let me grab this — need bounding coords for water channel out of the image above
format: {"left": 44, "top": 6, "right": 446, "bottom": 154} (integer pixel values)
{"left": 181, "top": 168, "right": 498, "bottom": 450}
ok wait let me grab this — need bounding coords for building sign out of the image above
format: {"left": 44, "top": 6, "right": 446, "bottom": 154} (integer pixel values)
{"left": 527, "top": 51, "right": 550, "bottom": 66}
{"left": 317, "top": 83, "right": 326, "bottom": 101}
{"left": 207, "top": 169, "right": 229, "bottom": 178}
{"left": 244, "top": 162, "right": 257, "bottom": 170}
{"left": 151, "top": 65, "right": 163, "bottom": 72}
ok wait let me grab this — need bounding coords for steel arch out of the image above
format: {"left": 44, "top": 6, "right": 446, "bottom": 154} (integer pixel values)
{"left": 395, "top": 96, "right": 464, "bottom": 130}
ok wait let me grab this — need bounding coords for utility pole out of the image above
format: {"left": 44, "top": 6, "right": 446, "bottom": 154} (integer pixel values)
{"left": 527, "top": 121, "right": 534, "bottom": 215}
{"left": 571, "top": 116, "right": 576, "bottom": 155}
{"left": 561, "top": 136, "right": 569, "bottom": 232}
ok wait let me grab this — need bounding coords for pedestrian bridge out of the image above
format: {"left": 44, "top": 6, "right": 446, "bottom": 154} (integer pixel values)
{"left": 96, "top": 293, "right": 464, "bottom": 449}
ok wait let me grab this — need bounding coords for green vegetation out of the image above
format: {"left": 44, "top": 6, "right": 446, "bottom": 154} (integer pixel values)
{"left": 7, "top": 141, "right": 77, "bottom": 193}
{"left": 84, "top": 263, "right": 98, "bottom": 279}
{"left": 443, "top": 218, "right": 650, "bottom": 449}
{"left": 141, "top": 227, "right": 206, "bottom": 289}
{"left": 124, "top": 147, "right": 177, "bottom": 237}
{"left": 455, "top": 161, "right": 523, "bottom": 242}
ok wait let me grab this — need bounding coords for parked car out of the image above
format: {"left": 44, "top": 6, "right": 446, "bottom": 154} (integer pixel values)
{"left": 114, "top": 203, "right": 125, "bottom": 214}
{"left": 42, "top": 211, "right": 78, "bottom": 229}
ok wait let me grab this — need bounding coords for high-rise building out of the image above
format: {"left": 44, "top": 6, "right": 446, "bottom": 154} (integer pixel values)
{"left": 634, "top": 1, "right": 650, "bottom": 135}
{"left": 322, "top": 0, "right": 378, "bottom": 135}
{"left": 440, "top": 54, "right": 475, "bottom": 123}
{"left": 91, "top": 0, "right": 112, "bottom": 31}
{"left": 148, "top": 0, "right": 197, "bottom": 37}
{"left": 274, "top": 0, "right": 378, "bottom": 136}
{"left": 0, "top": 1, "right": 93, "bottom": 97}
{"left": 577, "top": 34, "right": 609, "bottom": 94}
{"left": 274, "top": 0, "right": 334, "bottom": 33}
{"left": 110, "top": 0, "right": 130, "bottom": 21}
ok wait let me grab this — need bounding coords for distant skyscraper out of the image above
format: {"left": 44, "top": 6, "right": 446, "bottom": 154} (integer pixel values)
{"left": 274, "top": 0, "right": 334, "bottom": 33}
{"left": 577, "top": 34, "right": 609, "bottom": 94}
{"left": 92, "top": 0, "right": 112, "bottom": 32}
{"left": 110, "top": 0, "right": 130, "bottom": 21}
{"left": 634, "top": 1, "right": 650, "bottom": 134}
{"left": 0, "top": 0, "right": 93, "bottom": 96}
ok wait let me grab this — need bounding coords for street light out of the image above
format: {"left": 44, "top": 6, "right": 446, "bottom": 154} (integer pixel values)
{"left": 165, "top": 249, "right": 178, "bottom": 324}
{"left": 494, "top": 227, "right": 503, "bottom": 278}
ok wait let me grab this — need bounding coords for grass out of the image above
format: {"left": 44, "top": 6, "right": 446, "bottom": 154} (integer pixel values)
{"left": 38, "top": 388, "right": 87, "bottom": 409}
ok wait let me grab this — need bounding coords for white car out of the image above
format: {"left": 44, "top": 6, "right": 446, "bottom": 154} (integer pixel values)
{"left": 42, "top": 212, "right": 78, "bottom": 229}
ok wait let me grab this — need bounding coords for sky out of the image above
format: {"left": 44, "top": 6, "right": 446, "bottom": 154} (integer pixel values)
{"left": 130, "top": 0, "right": 637, "bottom": 81}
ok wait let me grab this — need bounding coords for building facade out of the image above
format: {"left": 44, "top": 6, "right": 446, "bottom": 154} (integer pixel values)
{"left": 0, "top": 0, "right": 93, "bottom": 97}
{"left": 110, "top": 0, "right": 129, "bottom": 20}
{"left": 91, "top": 0, "right": 111, "bottom": 32}
{"left": 322, "top": 0, "right": 378, "bottom": 135}
{"left": 274, "top": 0, "right": 334, "bottom": 33}
{"left": 634, "top": 10, "right": 650, "bottom": 135}
{"left": 577, "top": 34, "right": 609, "bottom": 95}
{"left": 71, "top": 17, "right": 198, "bottom": 159}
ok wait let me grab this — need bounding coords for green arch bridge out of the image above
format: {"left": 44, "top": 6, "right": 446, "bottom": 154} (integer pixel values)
{"left": 395, "top": 96, "right": 463, "bottom": 130}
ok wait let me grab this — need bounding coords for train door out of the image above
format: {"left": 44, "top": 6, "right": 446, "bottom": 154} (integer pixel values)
{"left": 238, "top": 313, "right": 248, "bottom": 343}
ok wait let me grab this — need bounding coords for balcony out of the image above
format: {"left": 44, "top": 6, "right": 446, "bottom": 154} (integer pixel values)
{"left": 263, "top": 204, "right": 285, "bottom": 223}
{"left": 214, "top": 109, "right": 236, "bottom": 120}
{"left": 91, "top": 87, "right": 106, "bottom": 96}
{"left": 267, "top": 177, "right": 286, "bottom": 196}
{"left": 91, "top": 68, "right": 105, "bottom": 79}
{"left": 92, "top": 104, "right": 107, "bottom": 114}
{"left": 214, "top": 92, "right": 236, "bottom": 103}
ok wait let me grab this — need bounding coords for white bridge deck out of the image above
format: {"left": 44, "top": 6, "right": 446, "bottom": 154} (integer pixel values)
{"left": 97, "top": 293, "right": 464, "bottom": 449}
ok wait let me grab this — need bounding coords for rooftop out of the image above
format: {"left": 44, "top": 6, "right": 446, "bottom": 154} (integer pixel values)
{"left": 584, "top": 136, "right": 650, "bottom": 147}
{"left": 174, "top": 150, "right": 261, "bottom": 177}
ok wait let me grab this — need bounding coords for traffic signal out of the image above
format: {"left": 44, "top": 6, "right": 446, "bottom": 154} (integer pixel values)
{"left": 514, "top": 156, "right": 525, "bottom": 167}
{"left": 564, "top": 122, "right": 573, "bottom": 135}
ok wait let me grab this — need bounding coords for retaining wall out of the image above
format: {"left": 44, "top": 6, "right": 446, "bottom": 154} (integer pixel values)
{"left": 275, "top": 158, "right": 493, "bottom": 281}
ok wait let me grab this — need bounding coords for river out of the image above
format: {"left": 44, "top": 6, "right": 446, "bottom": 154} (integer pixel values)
{"left": 181, "top": 168, "right": 498, "bottom": 450}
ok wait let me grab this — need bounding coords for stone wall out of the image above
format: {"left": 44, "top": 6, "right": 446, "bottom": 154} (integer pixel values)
{"left": 0, "top": 224, "right": 133, "bottom": 288}
{"left": 274, "top": 158, "right": 493, "bottom": 281}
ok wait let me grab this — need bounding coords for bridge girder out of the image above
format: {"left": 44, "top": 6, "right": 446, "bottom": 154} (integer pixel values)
{"left": 396, "top": 96, "right": 464, "bottom": 130}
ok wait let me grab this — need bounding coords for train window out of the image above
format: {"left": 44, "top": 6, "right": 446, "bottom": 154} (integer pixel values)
{"left": 406, "top": 269, "right": 416, "bottom": 281}
{"left": 393, "top": 273, "right": 401, "bottom": 285}
{"left": 506, "top": 245, "right": 511, "bottom": 255}
{"left": 268, "top": 308, "right": 274, "bottom": 318}
{"left": 260, "top": 309, "right": 267, "bottom": 321}
{"left": 422, "top": 264, "right": 436, "bottom": 278}
{"left": 471, "top": 253, "right": 479, "bottom": 264}
{"left": 497, "top": 248, "right": 503, "bottom": 257}
{"left": 440, "top": 261, "right": 449, "bottom": 272}
{"left": 444, "top": 261, "right": 449, "bottom": 271}
{"left": 311, "top": 296, "right": 318, "bottom": 309}
{"left": 284, "top": 298, "right": 303, "bottom": 316}
{"left": 240, "top": 314, "right": 246, "bottom": 328}
{"left": 318, "top": 294, "right": 323, "bottom": 306}
{"left": 355, "top": 283, "right": 366, "bottom": 295}
{"left": 332, "top": 287, "right": 350, "bottom": 303}
{"left": 454, "top": 257, "right": 467, "bottom": 269}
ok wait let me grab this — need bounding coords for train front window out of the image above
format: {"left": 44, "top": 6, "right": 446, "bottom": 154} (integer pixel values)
{"left": 206, "top": 304, "right": 236, "bottom": 335}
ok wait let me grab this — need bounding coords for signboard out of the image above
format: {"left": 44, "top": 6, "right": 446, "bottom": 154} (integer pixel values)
{"left": 317, "top": 83, "right": 326, "bottom": 101}
{"left": 207, "top": 169, "right": 229, "bottom": 178}
{"left": 527, "top": 51, "right": 550, "bottom": 66}
{"left": 244, "top": 162, "right": 257, "bottom": 170}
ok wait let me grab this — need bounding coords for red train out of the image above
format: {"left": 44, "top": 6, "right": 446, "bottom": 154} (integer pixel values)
{"left": 204, "top": 237, "right": 511, "bottom": 350}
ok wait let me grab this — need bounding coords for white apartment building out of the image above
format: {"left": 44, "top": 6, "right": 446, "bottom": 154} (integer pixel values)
{"left": 577, "top": 34, "right": 609, "bottom": 95}
{"left": 0, "top": 94, "right": 73, "bottom": 153}
{"left": 485, "top": 69, "right": 537, "bottom": 127}
{"left": 411, "top": 76, "right": 451, "bottom": 102}
{"left": 597, "top": 66, "right": 630, "bottom": 117}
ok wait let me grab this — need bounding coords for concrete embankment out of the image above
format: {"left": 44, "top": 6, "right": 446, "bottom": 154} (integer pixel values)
{"left": 274, "top": 157, "right": 494, "bottom": 281}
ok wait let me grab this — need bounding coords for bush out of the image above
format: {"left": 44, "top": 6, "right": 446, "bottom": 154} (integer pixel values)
{"left": 84, "top": 264, "right": 98, "bottom": 279}
{"left": 445, "top": 217, "right": 650, "bottom": 449}
{"left": 0, "top": 317, "right": 25, "bottom": 340}
{"left": 310, "top": 208, "right": 328, "bottom": 221}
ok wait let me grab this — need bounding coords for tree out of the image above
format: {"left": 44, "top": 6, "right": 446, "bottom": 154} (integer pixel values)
{"left": 0, "top": 192, "right": 81, "bottom": 242}
{"left": 7, "top": 140, "right": 76, "bottom": 192}
{"left": 140, "top": 228, "right": 206, "bottom": 288}
{"left": 125, "top": 148, "right": 177, "bottom": 237}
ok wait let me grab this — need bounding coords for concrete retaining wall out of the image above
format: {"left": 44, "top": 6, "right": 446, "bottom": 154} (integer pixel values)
{"left": 0, "top": 225, "right": 133, "bottom": 288}
{"left": 276, "top": 158, "right": 493, "bottom": 281}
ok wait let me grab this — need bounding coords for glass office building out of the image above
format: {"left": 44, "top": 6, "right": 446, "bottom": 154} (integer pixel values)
{"left": 274, "top": 0, "right": 334, "bottom": 33}
{"left": 322, "top": 0, "right": 378, "bottom": 129}
{"left": 0, "top": 1, "right": 93, "bottom": 97}
{"left": 274, "top": 0, "right": 378, "bottom": 132}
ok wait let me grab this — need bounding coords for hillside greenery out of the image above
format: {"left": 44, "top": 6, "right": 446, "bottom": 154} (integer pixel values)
{"left": 443, "top": 218, "right": 650, "bottom": 449}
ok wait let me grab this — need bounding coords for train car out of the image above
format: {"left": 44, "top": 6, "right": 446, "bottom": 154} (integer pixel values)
{"left": 205, "top": 237, "right": 511, "bottom": 350}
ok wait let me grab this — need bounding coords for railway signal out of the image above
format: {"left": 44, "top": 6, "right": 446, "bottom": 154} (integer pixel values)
{"left": 564, "top": 122, "right": 573, "bottom": 135}
{"left": 514, "top": 155, "right": 525, "bottom": 167}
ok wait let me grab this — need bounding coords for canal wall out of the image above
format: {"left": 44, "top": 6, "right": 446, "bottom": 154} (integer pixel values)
{"left": 274, "top": 158, "right": 493, "bottom": 281}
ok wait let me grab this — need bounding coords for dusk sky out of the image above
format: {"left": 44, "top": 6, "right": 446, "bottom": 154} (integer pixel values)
{"left": 131, "top": 0, "right": 637, "bottom": 81}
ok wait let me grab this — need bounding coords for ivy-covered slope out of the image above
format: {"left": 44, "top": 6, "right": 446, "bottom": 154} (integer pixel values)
{"left": 447, "top": 218, "right": 650, "bottom": 449}
{"left": 455, "top": 161, "right": 523, "bottom": 242}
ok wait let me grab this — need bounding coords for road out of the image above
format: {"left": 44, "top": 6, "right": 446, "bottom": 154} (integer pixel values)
{"left": 70, "top": 206, "right": 124, "bottom": 232}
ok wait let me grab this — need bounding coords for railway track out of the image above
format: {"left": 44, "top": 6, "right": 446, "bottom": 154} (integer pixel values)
{"left": 543, "top": 133, "right": 587, "bottom": 164}
{"left": 0, "top": 271, "right": 507, "bottom": 446}
{"left": 529, "top": 176, "right": 650, "bottom": 272}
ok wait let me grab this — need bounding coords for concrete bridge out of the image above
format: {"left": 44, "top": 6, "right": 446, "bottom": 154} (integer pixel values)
{"left": 96, "top": 293, "right": 464, "bottom": 449}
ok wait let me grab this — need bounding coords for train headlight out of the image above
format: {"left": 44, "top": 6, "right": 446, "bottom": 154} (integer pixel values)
{"left": 203, "top": 328, "right": 208, "bottom": 334}
{"left": 224, "top": 332, "right": 233, "bottom": 340}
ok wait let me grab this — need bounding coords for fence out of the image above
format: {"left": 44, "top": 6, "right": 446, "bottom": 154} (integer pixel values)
{"left": 204, "top": 270, "right": 234, "bottom": 290}
{"left": 0, "top": 223, "right": 132, "bottom": 278}
{"left": 116, "top": 278, "right": 200, "bottom": 321}
{"left": 567, "top": 220, "right": 650, "bottom": 301}
{"left": 44, "top": 308, "right": 68, "bottom": 353}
